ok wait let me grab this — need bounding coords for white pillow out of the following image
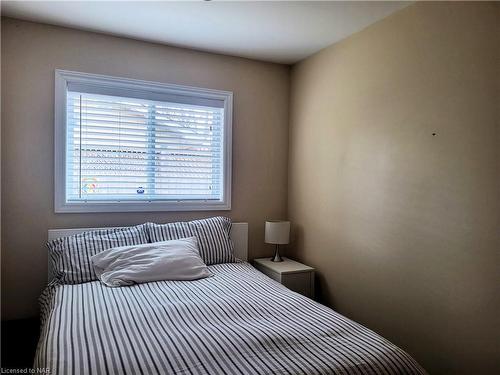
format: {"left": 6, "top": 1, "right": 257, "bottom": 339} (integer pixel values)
{"left": 91, "top": 237, "right": 212, "bottom": 287}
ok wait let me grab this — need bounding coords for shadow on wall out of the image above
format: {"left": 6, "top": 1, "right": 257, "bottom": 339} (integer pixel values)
{"left": 289, "top": 223, "right": 336, "bottom": 306}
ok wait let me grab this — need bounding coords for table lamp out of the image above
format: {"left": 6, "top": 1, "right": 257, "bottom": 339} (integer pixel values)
{"left": 265, "top": 220, "right": 290, "bottom": 262}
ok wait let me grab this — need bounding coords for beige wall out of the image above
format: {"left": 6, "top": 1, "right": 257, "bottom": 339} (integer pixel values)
{"left": 1, "top": 18, "right": 290, "bottom": 320}
{"left": 288, "top": 2, "right": 499, "bottom": 374}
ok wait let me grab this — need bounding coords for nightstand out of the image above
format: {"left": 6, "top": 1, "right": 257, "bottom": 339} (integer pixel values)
{"left": 254, "top": 257, "right": 315, "bottom": 298}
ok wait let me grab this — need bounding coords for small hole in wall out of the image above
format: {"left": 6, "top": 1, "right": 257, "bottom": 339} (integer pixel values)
{"left": 432, "top": 133, "right": 437, "bottom": 136}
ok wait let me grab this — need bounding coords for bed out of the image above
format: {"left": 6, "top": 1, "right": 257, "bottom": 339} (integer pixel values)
{"left": 35, "top": 223, "right": 426, "bottom": 375}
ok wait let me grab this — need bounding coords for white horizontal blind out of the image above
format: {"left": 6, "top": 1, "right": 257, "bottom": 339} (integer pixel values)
{"left": 66, "top": 91, "right": 225, "bottom": 203}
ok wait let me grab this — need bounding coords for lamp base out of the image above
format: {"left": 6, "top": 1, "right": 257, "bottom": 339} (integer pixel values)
{"left": 270, "top": 245, "right": 283, "bottom": 262}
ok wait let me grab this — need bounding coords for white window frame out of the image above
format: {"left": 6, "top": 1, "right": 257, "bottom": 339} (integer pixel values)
{"left": 54, "top": 70, "right": 232, "bottom": 213}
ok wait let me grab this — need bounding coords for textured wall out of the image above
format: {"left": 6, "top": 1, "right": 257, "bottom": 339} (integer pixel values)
{"left": 288, "top": 2, "right": 499, "bottom": 374}
{"left": 1, "top": 18, "right": 290, "bottom": 319}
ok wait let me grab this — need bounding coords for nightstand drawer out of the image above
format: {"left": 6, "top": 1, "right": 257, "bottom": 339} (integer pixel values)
{"left": 256, "top": 265, "right": 282, "bottom": 283}
{"left": 253, "top": 257, "right": 315, "bottom": 299}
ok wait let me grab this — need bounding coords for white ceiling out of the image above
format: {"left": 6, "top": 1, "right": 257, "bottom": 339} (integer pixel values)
{"left": 1, "top": 1, "right": 411, "bottom": 64}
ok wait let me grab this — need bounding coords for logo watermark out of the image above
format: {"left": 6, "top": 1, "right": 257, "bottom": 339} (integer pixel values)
{"left": 1, "top": 368, "right": 51, "bottom": 374}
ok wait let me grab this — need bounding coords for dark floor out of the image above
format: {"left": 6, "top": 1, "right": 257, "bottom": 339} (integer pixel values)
{"left": 1, "top": 318, "right": 40, "bottom": 370}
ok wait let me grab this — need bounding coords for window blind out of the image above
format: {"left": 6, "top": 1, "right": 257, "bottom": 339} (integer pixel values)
{"left": 66, "top": 91, "right": 225, "bottom": 203}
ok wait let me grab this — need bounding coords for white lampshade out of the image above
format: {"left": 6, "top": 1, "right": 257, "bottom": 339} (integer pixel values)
{"left": 265, "top": 221, "right": 290, "bottom": 245}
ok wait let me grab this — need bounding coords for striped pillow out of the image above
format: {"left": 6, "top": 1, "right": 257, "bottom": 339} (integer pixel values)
{"left": 146, "top": 217, "right": 235, "bottom": 265}
{"left": 48, "top": 225, "right": 149, "bottom": 284}
{"left": 146, "top": 221, "right": 193, "bottom": 243}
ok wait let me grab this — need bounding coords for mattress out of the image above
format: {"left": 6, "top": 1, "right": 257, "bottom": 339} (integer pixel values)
{"left": 35, "top": 262, "right": 426, "bottom": 374}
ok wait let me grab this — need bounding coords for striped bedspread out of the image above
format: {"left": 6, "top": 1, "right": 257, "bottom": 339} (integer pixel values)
{"left": 35, "top": 262, "right": 426, "bottom": 374}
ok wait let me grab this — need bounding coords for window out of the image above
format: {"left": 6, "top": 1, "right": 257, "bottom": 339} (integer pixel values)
{"left": 55, "top": 70, "right": 232, "bottom": 212}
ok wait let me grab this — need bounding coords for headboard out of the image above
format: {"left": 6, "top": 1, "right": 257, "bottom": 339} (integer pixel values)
{"left": 47, "top": 222, "right": 248, "bottom": 280}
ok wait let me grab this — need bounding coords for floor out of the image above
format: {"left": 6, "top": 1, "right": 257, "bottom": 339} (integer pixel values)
{"left": 1, "top": 318, "right": 40, "bottom": 369}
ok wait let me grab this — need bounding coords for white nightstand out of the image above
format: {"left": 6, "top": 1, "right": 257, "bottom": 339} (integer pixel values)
{"left": 253, "top": 257, "right": 315, "bottom": 298}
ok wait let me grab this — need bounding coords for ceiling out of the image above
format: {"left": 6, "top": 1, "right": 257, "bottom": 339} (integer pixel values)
{"left": 1, "top": 1, "right": 411, "bottom": 64}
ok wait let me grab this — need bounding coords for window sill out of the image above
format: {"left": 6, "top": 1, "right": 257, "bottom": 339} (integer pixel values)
{"left": 54, "top": 200, "right": 231, "bottom": 213}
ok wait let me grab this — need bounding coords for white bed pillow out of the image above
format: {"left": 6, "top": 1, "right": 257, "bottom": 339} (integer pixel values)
{"left": 91, "top": 237, "right": 211, "bottom": 287}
